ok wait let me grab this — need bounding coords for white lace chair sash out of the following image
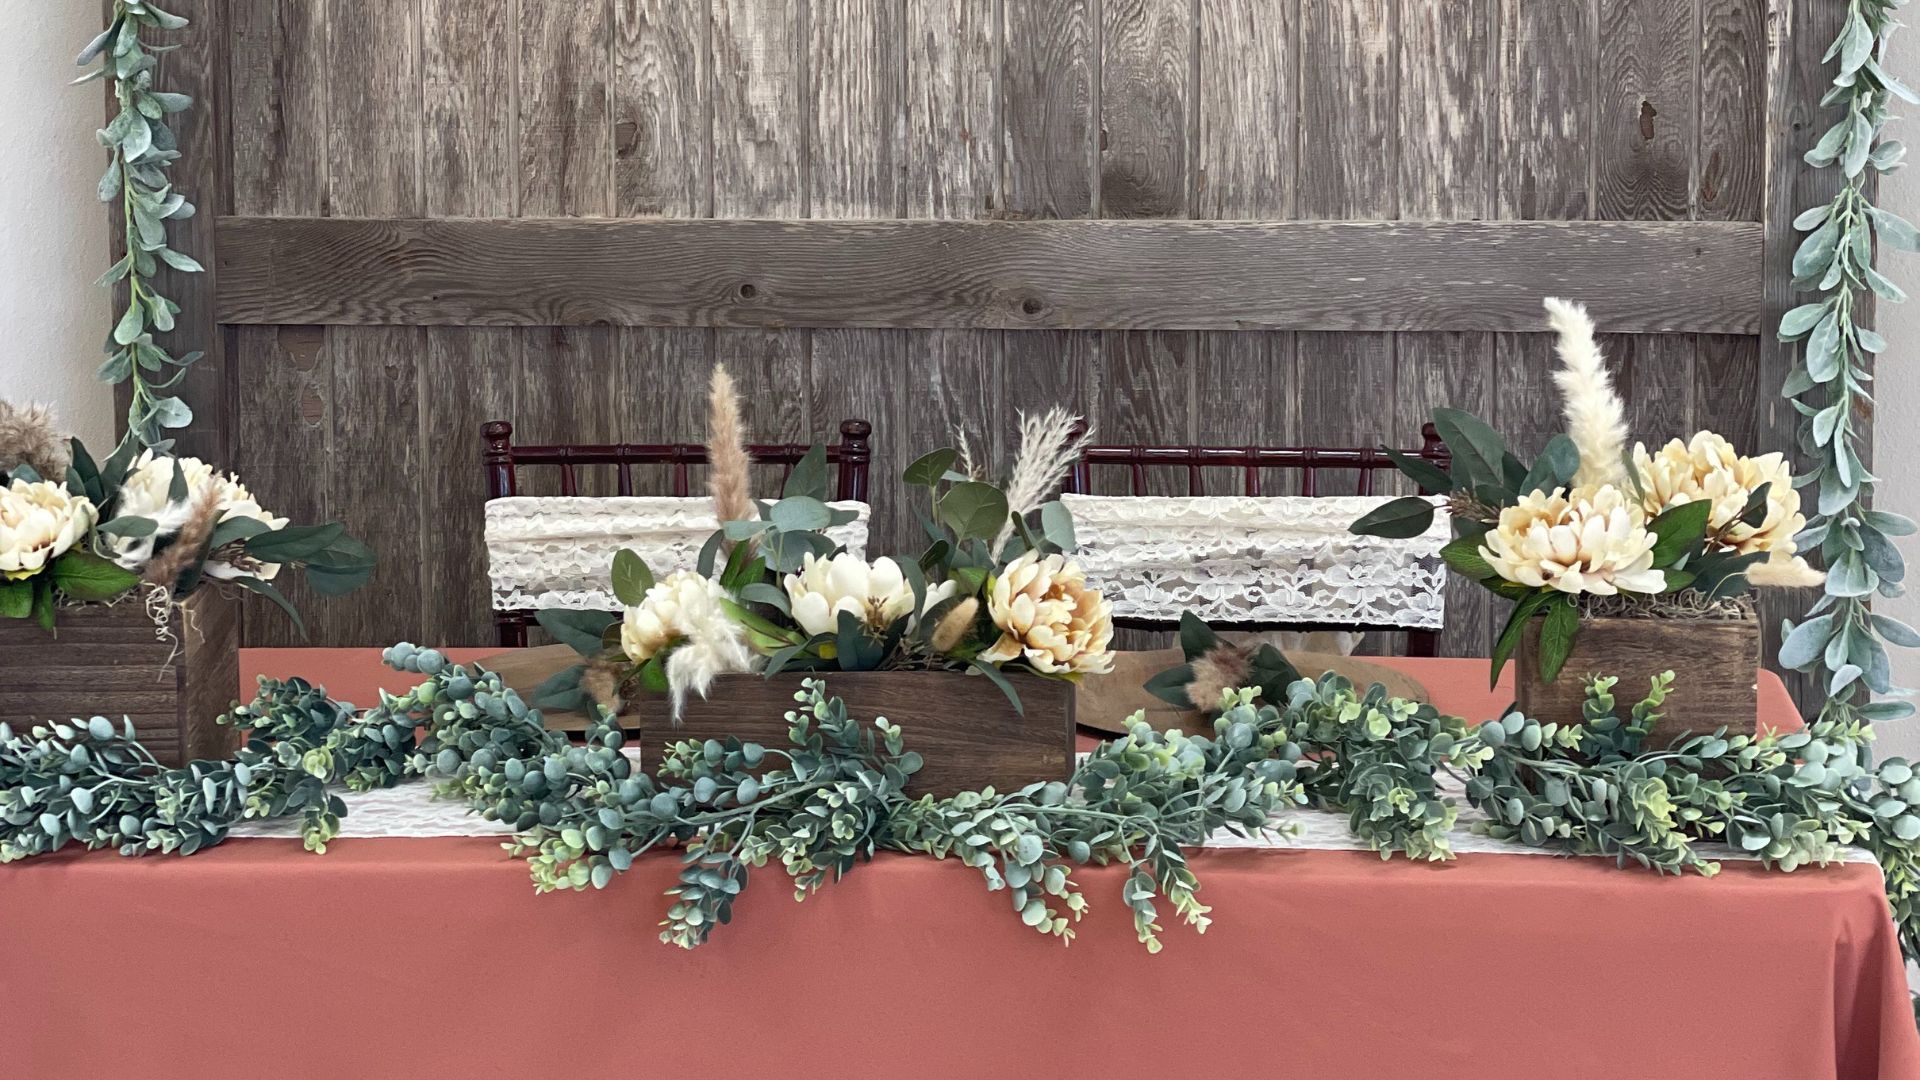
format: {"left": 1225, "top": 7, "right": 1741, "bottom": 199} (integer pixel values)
{"left": 1061, "top": 493, "right": 1449, "bottom": 630}
{"left": 486, "top": 496, "right": 870, "bottom": 612}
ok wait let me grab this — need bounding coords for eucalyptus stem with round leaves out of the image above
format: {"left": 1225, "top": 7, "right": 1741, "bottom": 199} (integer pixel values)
{"left": 76, "top": 2, "right": 204, "bottom": 451}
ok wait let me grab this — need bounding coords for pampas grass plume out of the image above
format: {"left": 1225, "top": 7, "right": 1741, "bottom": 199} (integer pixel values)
{"left": 707, "top": 365, "right": 753, "bottom": 532}
{"left": 0, "top": 400, "right": 71, "bottom": 479}
{"left": 993, "top": 407, "right": 1093, "bottom": 553}
{"left": 1543, "top": 298, "right": 1629, "bottom": 491}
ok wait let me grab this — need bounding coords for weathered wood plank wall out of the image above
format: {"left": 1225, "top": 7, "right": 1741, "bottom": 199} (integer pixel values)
{"left": 145, "top": 0, "right": 1838, "bottom": 707}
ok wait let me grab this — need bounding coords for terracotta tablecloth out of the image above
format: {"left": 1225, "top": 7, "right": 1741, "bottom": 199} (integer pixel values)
{"left": 2, "top": 652, "right": 1916, "bottom": 1080}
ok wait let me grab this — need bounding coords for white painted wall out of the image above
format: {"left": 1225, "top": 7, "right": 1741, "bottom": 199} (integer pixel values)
{"left": 0, "top": 4, "right": 114, "bottom": 449}
{"left": 1874, "top": 40, "right": 1920, "bottom": 758}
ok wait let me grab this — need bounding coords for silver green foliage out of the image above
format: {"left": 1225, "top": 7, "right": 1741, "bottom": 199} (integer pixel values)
{"left": 78, "top": 2, "right": 202, "bottom": 450}
{"left": 1467, "top": 672, "right": 1920, "bottom": 1018}
{"left": 1776, "top": 0, "right": 1920, "bottom": 718}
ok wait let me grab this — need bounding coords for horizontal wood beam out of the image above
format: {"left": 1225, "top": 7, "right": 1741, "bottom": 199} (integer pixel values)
{"left": 214, "top": 217, "right": 1762, "bottom": 333}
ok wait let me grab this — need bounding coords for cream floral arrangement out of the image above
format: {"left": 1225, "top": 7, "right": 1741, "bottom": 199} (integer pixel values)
{"left": 532, "top": 370, "right": 1115, "bottom": 717}
{"left": 1351, "top": 299, "right": 1820, "bottom": 685}
{"left": 0, "top": 401, "right": 372, "bottom": 633}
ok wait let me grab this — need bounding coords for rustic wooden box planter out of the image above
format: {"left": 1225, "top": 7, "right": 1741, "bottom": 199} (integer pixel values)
{"left": 1516, "top": 613, "right": 1761, "bottom": 745}
{"left": 489, "top": 648, "right": 1076, "bottom": 798}
{"left": 0, "top": 590, "right": 239, "bottom": 766}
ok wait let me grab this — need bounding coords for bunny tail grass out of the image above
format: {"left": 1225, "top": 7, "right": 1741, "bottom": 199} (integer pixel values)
{"left": 1544, "top": 297, "right": 1629, "bottom": 491}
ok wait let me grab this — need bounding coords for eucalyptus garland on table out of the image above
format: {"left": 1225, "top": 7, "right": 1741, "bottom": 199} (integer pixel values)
{"left": 77, "top": 1, "right": 202, "bottom": 449}
{"left": 1463, "top": 673, "right": 1920, "bottom": 1011}
{"left": 1776, "top": 0, "right": 1920, "bottom": 723}
{"left": 8, "top": 651, "right": 1920, "bottom": 1022}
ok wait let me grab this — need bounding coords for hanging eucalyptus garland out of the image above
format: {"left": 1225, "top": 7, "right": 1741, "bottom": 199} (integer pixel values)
{"left": 1777, "top": 1, "right": 1920, "bottom": 721}
{"left": 76, "top": 1, "right": 202, "bottom": 450}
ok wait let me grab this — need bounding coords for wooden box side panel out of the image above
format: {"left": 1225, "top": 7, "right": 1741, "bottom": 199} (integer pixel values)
{"left": 0, "top": 591, "right": 240, "bottom": 765}
{"left": 624, "top": 672, "right": 1077, "bottom": 798}
{"left": 1517, "top": 616, "right": 1761, "bottom": 740}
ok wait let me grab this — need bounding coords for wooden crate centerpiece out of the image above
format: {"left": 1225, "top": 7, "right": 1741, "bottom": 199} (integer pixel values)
{"left": 487, "top": 647, "right": 1076, "bottom": 798}
{"left": 1515, "top": 611, "right": 1761, "bottom": 745}
{"left": 0, "top": 589, "right": 239, "bottom": 766}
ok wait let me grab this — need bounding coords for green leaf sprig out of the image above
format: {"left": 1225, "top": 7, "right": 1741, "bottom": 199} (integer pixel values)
{"left": 1774, "top": 0, "right": 1920, "bottom": 723}
{"left": 79, "top": 3, "right": 203, "bottom": 451}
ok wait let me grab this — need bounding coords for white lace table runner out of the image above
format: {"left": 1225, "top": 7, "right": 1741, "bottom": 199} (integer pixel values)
{"left": 228, "top": 768, "right": 1868, "bottom": 865}
{"left": 486, "top": 496, "right": 870, "bottom": 612}
{"left": 1061, "top": 493, "right": 1449, "bottom": 630}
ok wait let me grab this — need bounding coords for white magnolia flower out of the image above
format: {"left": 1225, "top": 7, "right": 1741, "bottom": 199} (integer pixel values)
{"left": 1479, "top": 486, "right": 1667, "bottom": 597}
{"left": 979, "top": 551, "right": 1115, "bottom": 675}
{"left": 0, "top": 479, "right": 96, "bottom": 579}
{"left": 1632, "top": 432, "right": 1820, "bottom": 584}
{"left": 783, "top": 553, "right": 957, "bottom": 637}
{"left": 619, "top": 571, "right": 755, "bottom": 715}
{"left": 111, "top": 452, "right": 289, "bottom": 580}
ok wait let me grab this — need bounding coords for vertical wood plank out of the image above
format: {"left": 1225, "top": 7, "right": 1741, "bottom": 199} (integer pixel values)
{"left": 905, "top": 0, "right": 998, "bottom": 219}
{"left": 810, "top": 0, "right": 910, "bottom": 550}
{"left": 904, "top": 0, "right": 1005, "bottom": 513}
{"left": 228, "top": 2, "right": 332, "bottom": 645}
{"left": 1492, "top": 0, "right": 1595, "bottom": 657}
{"left": 421, "top": 328, "right": 517, "bottom": 644}
{"left": 1297, "top": 0, "right": 1396, "bottom": 517}
{"left": 811, "top": 0, "right": 905, "bottom": 218}
{"left": 424, "top": 0, "right": 515, "bottom": 218}
{"left": 231, "top": 326, "right": 332, "bottom": 646}
{"left": 329, "top": 323, "right": 428, "bottom": 643}
{"left": 1097, "top": 0, "right": 1193, "bottom": 507}
{"left": 324, "top": 0, "right": 425, "bottom": 645}
{"left": 520, "top": 0, "right": 616, "bottom": 216}
{"left": 1100, "top": 0, "right": 1189, "bottom": 218}
{"left": 1695, "top": 0, "right": 1765, "bottom": 486}
{"left": 1759, "top": 0, "right": 1848, "bottom": 712}
{"left": 1698, "top": 0, "right": 1765, "bottom": 222}
{"left": 326, "top": 0, "right": 422, "bottom": 217}
{"left": 614, "top": 0, "right": 710, "bottom": 217}
{"left": 517, "top": 1, "right": 625, "bottom": 505}
{"left": 1004, "top": 0, "right": 1102, "bottom": 436}
{"left": 228, "top": 1, "right": 329, "bottom": 217}
{"left": 713, "top": 0, "right": 812, "bottom": 459}
{"left": 1596, "top": 0, "right": 1697, "bottom": 221}
{"left": 1004, "top": 0, "right": 1095, "bottom": 218}
{"left": 712, "top": 0, "right": 807, "bottom": 217}
{"left": 1596, "top": 0, "right": 1697, "bottom": 461}
{"left": 612, "top": 0, "right": 713, "bottom": 509}
{"left": 1194, "top": 0, "right": 1295, "bottom": 222}
{"left": 420, "top": 0, "right": 519, "bottom": 644}
{"left": 1297, "top": 0, "right": 1396, "bottom": 219}
{"left": 1494, "top": 0, "right": 1593, "bottom": 220}
{"left": 1194, "top": 0, "right": 1298, "bottom": 497}
{"left": 1397, "top": 0, "right": 1494, "bottom": 656}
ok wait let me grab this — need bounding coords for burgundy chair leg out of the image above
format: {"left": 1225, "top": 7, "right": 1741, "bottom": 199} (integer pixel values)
{"left": 1405, "top": 630, "right": 1439, "bottom": 658}
{"left": 496, "top": 613, "right": 529, "bottom": 649}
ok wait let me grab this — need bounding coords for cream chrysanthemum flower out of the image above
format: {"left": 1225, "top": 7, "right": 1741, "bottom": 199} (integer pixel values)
{"left": 1478, "top": 486, "right": 1667, "bottom": 596}
{"left": 1633, "top": 432, "right": 1811, "bottom": 566}
{"left": 0, "top": 479, "right": 96, "bottom": 579}
{"left": 782, "top": 552, "right": 956, "bottom": 637}
{"left": 619, "top": 571, "right": 756, "bottom": 715}
{"left": 979, "top": 551, "right": 1115, "bottom": 675}
{"left": 111, "top": 452, "right": 290, "bottom": 580}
